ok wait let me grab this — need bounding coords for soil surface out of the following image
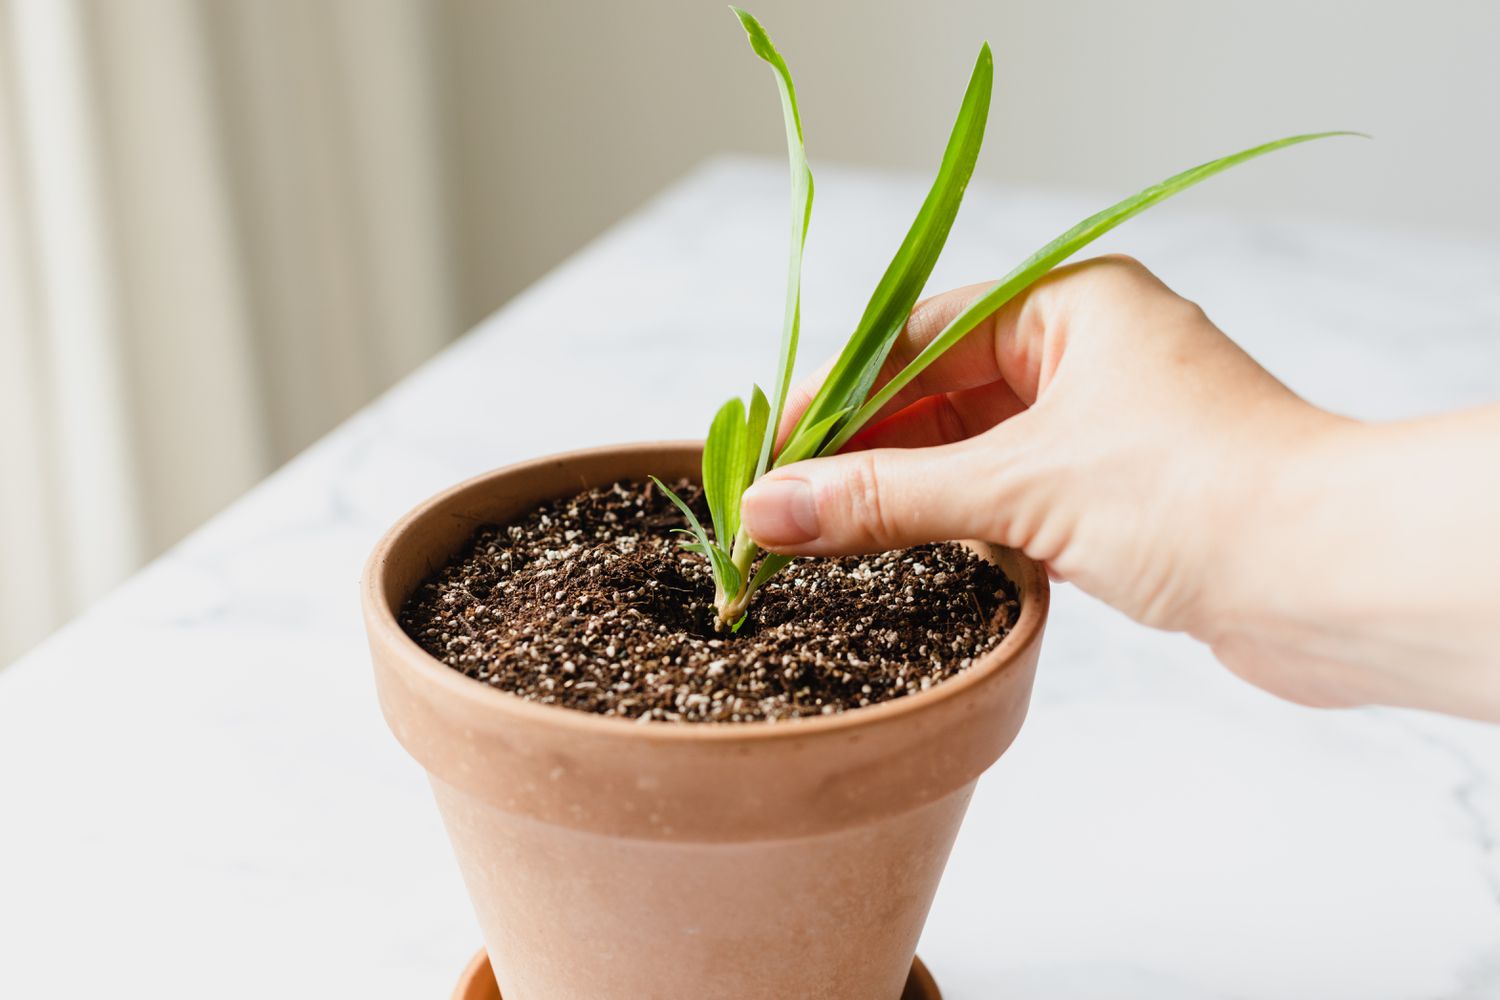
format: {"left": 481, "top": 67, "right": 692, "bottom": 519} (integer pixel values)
{"left": 400, "top": 479, "right": 1019, "bottom": 723}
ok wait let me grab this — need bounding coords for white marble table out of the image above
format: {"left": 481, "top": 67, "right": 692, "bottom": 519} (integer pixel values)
{"left": 3, "top": 157, "right": 1499, "bottom": 999}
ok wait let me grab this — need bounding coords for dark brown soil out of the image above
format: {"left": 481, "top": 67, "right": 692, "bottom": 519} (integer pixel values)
{"left": 400, "top": 479, "right": 1019, "bottom": 723}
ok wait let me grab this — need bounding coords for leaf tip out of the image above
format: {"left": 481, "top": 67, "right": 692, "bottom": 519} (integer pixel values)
{"left": 972, "top": 42, "right": 994, "bottom": 96}
{"left": 730, "top": 6, "right": 778, "bottom": 62}
{"left": 729, "top": 6, "right": 760, "bottom": 37}
{"left": 1294, "top": 129, "right": 1371, "bottom": 145}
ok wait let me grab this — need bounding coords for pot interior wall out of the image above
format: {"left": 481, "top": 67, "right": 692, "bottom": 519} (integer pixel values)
{"left": 377, "top": 444, "right": 701, "bottom": 617}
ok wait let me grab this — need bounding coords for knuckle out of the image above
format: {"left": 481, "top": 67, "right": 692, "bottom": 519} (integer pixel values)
{"left": 1095, "top": 251, "right": 1145, "bottom": 273}
{"left": 1088, "top": 253, "right": 1163, "bottom": 296}
{"left": 1030, "top": 254, "right": 1157, "bottom": 336}
{"left": 1175, "top": 296, "right": 1211, "bottom": 327}
{"left": 841, "top": 453, "right": 900, "bottom": 548}
{"left": 905, "top": 293, "right": 946, "bottom": 340}
{"left": 1061, "top": 254, "right": 1203, "bottom": 335}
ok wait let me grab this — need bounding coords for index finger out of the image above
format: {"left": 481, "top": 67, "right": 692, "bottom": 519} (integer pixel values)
{"left": 774, "top": 278, "right": 1027, "bottom": 448}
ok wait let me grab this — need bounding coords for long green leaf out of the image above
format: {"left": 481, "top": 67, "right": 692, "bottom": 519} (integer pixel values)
{"left": 703, "top": 397, "right": 747, "bottom": 545}
{"left": 774, "top": 407, "right": 849, "bottom": 468}
{"left": 732, "top": 8, "right": 813, "bottom": 479}
{"left": 785, "top": 41, "right": 992, "bottom": 460}
{"left": 824, "top": 130, "right": 1366, "bottom": 454}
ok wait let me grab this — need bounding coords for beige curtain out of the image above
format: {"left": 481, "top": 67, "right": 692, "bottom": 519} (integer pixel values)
{"left": 0, "top": 0, "right": 457, "bottom": 663}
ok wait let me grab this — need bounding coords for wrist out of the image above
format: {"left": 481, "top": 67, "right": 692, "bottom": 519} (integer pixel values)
{"left": 1187, "top": 399, "right": 1356, "bottom": 646}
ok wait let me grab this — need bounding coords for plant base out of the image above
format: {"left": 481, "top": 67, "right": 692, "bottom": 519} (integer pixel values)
{"left": 451, "top": 948, "right": 943, "bottom": 1000}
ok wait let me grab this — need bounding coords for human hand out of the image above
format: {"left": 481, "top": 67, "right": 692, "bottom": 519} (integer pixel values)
{"left": 740, "top": 256, "right": 1356, "bottom": 707}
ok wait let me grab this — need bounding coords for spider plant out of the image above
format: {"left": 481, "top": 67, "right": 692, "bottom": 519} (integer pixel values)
{"left": 657, "top": 7, "right": 1358, "bottom": 630}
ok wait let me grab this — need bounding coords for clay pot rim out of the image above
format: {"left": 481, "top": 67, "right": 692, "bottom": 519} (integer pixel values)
{"left": 361, "top": 440, "right": 1049, "bottom": 745}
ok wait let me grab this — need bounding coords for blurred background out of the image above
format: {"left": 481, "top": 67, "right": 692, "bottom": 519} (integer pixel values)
{"left": 1, "top": 0, "right": 1496, "bottom": 663}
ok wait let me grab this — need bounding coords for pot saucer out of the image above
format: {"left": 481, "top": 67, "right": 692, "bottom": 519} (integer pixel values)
{"left": 452, "top": 948, "right": 942, "bottom": 999}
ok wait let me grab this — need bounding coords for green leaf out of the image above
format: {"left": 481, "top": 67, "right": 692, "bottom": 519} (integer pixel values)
{"left": 655, "top": 476, "right": 743, "bottom": 599}
{"left": 732, "top": 8, "right": 814, "bottom": 479}
{"left": 789, "top": 41, "right": 992, "bottom": 457}
{"left": 673, "top": 528, "right": 708, "bottom": 557}
{"left": 652, "top": 475, "right": 719, "bottom": 578}
{"left": 726, "top": 384, "right": 771, "bottom": 549}
{"left": 653, "top": 477, "right": 709, "bottom": 545}
{"left": 748, "top": 552, "right": 793, "bottom": 593}
{"left": 703, "top": 396, "right": 747, "bottom": 546}
{"left": 776, "top": 407, "right": 849, "bottom": 468}
{"left": 825, "top": 130, "right": 1366, "bottom": 454}
{"left": 743, "top": 384, "right": 770, "bottom": 492}
{"left": 708, "top": 542, "right": 742, "bottom": 599}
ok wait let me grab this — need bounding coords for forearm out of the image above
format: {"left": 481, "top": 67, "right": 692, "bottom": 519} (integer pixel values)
{"left": 1205, "top": 405, "right": 1500, "bottom": 719}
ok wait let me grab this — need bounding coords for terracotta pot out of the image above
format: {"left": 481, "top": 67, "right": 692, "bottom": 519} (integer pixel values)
{"left": 362, "top": 442, "right": 1048, "bottom": 1000}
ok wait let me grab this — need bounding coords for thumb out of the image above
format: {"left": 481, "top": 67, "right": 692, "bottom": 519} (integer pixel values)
{"left": 741, "top": 438, "right": 1000, "bottom": 556}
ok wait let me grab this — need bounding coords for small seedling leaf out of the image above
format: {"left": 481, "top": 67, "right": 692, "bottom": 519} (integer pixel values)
{"left": 743, "top": 384, "right": 770, "bottom": 491}
{"left": 651, "top": 476, "right": 725, "bottom": 589}
{"left": 708, "top": 542, "right": 742, "bottom": 599}
{"left": 749, "top": 552, "right": 793, "bottom": 593}
{"left": 704, "top": 396, "right": 748, "bottom": 545}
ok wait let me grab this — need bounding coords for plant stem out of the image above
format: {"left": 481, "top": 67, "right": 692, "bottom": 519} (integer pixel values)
{"left": 713, "top": 528, "right": 761, "bottom": 625}
{"left": 730, "top": 527, "right": 759, "bottom": 582}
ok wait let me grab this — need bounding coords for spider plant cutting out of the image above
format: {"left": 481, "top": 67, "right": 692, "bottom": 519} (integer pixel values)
{"left": 658, "top": 7, "right": 1359, "bottom": 630}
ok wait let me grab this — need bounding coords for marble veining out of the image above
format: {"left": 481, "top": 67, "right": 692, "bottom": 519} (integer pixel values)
{"left": 1, "top": 156, "right": 1498, "bottom": 998}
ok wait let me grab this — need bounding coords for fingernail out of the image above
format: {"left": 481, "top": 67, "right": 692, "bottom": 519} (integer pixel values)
{"left": 742, "top": 477, "right": 820, "bottom": 547}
